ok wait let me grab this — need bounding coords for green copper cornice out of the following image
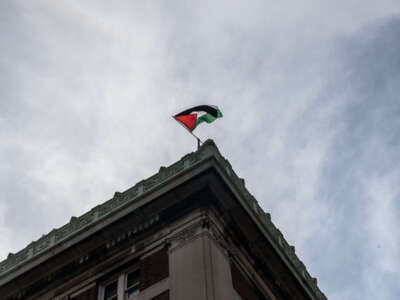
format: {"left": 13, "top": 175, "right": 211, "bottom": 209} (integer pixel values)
{"left": 0, "top": 140, "right": 326, "bottom": 299}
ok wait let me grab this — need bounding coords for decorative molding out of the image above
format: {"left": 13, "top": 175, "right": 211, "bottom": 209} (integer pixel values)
{"left": 0, "top": 143, "right": 212, "bottom": 278}
{"left": 0, "top": 139, "right": 326, "bottom": 299}
{"left": 166, "top": 223, "right": 201, "bottom": 252}
{"left": 106, "top": 215, "right": 160, "bottom": 250}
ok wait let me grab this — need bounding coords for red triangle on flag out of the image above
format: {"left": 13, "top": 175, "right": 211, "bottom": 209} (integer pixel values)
{"left": 174, "top": 114, "right": 197, "bottom": 131}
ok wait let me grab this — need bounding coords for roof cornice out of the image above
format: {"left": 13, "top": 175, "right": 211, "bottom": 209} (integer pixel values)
{"left": 0, "top": 140, "right": 326, "bottom": 299}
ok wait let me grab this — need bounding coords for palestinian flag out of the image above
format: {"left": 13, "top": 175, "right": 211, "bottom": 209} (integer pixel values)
{"left": 174, "top": 105, "right": 223, "bottom": 132}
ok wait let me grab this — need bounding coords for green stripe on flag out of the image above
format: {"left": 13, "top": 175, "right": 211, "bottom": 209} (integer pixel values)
{"left": 195, "top": 109, "right": 223, "bottom": 127}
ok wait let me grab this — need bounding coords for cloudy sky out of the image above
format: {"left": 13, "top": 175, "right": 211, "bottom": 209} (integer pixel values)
{"left": 1, "top": 1, "right": 400, "bottom": 299}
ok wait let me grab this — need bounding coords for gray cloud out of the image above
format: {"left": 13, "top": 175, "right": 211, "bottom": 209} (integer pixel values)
{"left": 1, "top": 1, "right": 400, "bottom": 299}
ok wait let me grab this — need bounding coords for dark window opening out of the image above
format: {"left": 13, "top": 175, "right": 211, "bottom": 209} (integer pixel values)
{"left": 104, "top": 280, "right": 118, "bottom": 300}
{"left": 126, "top": 269, "right": 140, "bottom": 299}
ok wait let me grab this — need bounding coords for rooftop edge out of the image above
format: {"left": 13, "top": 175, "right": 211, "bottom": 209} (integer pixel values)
{"left": 0, "top": 139, "right": 326, "bottom": 299}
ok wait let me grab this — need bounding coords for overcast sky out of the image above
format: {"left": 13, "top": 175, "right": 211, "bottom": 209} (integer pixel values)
{"left": 1, "top": 1, "right": 400, "bottom": 299}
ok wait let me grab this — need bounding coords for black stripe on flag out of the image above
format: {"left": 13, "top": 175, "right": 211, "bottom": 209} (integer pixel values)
{"left": 174, "top": 105, "right": 219, "bottom": 118}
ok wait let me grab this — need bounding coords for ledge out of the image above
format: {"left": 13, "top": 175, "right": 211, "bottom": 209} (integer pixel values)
{"left": 0, "top": 140, "right": 326, "bottom": 299}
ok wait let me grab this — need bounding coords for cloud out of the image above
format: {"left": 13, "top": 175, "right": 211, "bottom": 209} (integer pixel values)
{"left": 1, "top": 1, "right": 400, "bottom": 299}
{"left": 301, "top": 17, "right": 400, "bottom": 299}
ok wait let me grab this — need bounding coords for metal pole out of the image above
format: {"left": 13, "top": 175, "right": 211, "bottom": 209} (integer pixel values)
{"left": 187, "top": 129, "right": 203, "bottom": 149}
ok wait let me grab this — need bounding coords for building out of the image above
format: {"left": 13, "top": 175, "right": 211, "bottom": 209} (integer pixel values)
{"left": 0, "top": 140, "right": 326, "bottom": 300}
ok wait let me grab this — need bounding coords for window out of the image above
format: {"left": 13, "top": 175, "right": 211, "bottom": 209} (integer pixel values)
{"left": 100, "top": 269, "right": 140, "bottom": 300}
{"left": 100, "top": 248, "right": 168, "bottom": 300}
{"left": 125, "top": 269, "right": 140, "bottom": 299}
{"left": 104, "top": 280, "right": 118, "bottom": 300}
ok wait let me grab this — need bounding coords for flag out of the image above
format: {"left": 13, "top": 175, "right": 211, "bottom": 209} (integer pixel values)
{"left": 173, "top": 105, "right": 223, "bottom": 132}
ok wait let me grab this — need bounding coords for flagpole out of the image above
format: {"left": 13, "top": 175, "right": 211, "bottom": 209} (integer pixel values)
{"left": 189, "top": 131, "right": 202, "bottom": 150}
{"left": 172, "top": 116, "right": 203, "bottom": 150}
